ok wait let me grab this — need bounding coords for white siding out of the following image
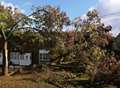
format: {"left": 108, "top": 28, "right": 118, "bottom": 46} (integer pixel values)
{"left": 10, "top": 52, "right": 31, "bottom": 66}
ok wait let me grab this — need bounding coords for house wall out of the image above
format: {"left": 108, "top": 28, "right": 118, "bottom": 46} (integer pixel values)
{"left": 0, "top": 49, "right": 50, "bottom": 66}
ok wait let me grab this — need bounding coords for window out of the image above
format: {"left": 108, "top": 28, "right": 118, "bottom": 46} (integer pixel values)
{"left": 39, "top": 53, "right": 49, "bottom": 62}
{"left": 39, "top": 50, "right": 49, "bottom": 64}
{"left": 26, "top": 55, "right": 30, "bottom": 60}
{"left": 24, "top": 53, "right": 31, "bottom": 60}
{"left": 26, "top": 56, "right": 28, "bottom": 59}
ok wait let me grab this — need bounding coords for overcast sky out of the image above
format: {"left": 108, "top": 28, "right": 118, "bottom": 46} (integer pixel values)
{"left": 0, "top": 0, "right": 120, "bottom": 36}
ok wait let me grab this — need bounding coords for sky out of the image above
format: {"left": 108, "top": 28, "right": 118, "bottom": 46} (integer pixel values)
{"left": 0, "top": 0, "right": 98, "bottom": 20}
{"left": 0, "top": 0, "right": 120, "bottom": 36}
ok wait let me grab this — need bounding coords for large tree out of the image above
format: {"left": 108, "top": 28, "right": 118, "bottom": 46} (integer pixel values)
{"left": 0, "top": 4, "right": 24, "bottom": 76}
{"left": 71, "top": 9, "right": 113, "bottom": 82}
{"left": 28, "top": 5, "right": 70, "bottom": 62}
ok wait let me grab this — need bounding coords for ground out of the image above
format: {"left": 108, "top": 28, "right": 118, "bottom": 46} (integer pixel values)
{"left": 0, "top": 74, "right": 56, "bottom": 88}
{"left": 0, "top": 66, "right": 118, "bottom": 88}
{"left": 0, "top": 67, "right": 56, "bottom": 88}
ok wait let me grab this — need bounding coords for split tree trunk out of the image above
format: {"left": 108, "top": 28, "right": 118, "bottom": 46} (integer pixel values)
{"left": 2, "top": 41, "right": 9, "bottom": 76}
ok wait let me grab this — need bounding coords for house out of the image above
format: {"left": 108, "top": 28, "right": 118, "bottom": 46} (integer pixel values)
{"left": 0, "top": 31, "right": 77, "bottom": 66}
{"left": 0, "top": 49, "right": 50, "bottom": 66}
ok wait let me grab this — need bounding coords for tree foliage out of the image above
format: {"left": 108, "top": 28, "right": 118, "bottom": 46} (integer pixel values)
{"left": 31, "top": 5, "right": 70, "bottom": 32}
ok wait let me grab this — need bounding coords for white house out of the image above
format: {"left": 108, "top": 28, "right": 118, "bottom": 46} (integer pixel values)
{"left": 0, "top": 49, "right": 50, "bottom": 66}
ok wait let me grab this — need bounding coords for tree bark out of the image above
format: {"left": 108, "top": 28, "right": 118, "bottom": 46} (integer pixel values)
{"left": 2, "top": 41, "right": 9, "bottom": 76}
{"left": 91, "top": 66, "right": 97, "bottom": 82}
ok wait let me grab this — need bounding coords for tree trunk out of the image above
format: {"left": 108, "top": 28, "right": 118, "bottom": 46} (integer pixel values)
{"left": 91, "top": 67, "right": 97, "bottom": 82}
{"left": 2, "top": 41, "right": 9, "bottom": 76}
